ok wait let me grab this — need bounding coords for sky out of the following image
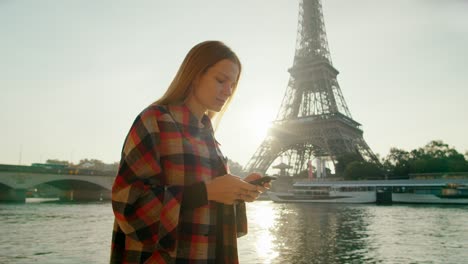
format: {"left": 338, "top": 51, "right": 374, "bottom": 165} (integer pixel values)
{"left": 1, "top": 0, "right": 468, "bottom": 168}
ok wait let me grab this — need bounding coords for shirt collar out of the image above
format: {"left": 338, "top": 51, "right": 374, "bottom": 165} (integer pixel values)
{"left": 166, "top": 103, "right": 214, "bottom": 135}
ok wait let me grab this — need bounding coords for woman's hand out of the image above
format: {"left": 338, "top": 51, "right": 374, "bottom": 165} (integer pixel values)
{"left": 205, "top": 174, "right": 261, "bottom": 204}
{"left": 244, "top": 173, "right": 271, "bottom": 191}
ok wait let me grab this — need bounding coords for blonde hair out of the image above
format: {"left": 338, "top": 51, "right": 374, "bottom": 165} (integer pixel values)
{"left": 155, "top": 40, "right": 242, "bottom": 129}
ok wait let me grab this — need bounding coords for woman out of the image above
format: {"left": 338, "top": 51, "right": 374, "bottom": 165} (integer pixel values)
{"left": 110, "top": 41, "right": 267, "bottom": 263}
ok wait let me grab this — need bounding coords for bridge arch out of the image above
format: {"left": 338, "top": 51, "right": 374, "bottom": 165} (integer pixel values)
{"left": 0, "top": 171, "right": 114, "bottom": 202}
{"left": 0, "top": 182, "right": 26, "bottom": 202}
{"left": 35, "top": 179, "right": 112, "bottom": 201}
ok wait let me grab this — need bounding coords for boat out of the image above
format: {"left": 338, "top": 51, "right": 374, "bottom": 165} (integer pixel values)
{"left": 268, "top": 178, "right": 468, "bottom": 204}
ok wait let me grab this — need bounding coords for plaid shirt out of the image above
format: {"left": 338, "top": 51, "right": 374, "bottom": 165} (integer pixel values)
{"left": 110, "top": 103, "right": 247, "bottom": 264}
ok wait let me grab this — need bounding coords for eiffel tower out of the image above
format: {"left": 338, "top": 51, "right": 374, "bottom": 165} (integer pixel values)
{"left": 245, "top": 0, "right": 378, "bottom": 177}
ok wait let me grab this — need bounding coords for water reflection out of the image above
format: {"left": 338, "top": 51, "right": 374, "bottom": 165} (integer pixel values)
{"left": 243, "top": 201, "right": 279, "bottom": 263}
{"left": 1, "top": 201, "right": 467, "bottom": 263}
{"left": 364, "top": 205, "right": 468, "bottom": 263}
{"left": 243, "top": 202, "right": 468, "bottom": 264}
{"left": 268, "top": 203, "right": 373, "bottom": 264}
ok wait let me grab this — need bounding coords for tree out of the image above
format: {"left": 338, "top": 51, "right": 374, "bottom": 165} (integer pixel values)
{"left": 414, "top": 140, "right": 466, "bottom": 173}
{"left": 382, "top": 140, "right": 468, "bottom": 176}
{"left": 409, "top": 159, "right": 428, "bottom": 173}
{"left": 335, "top": 153, "right": 363, "bottom": 176}
{"left": 425, "top": 158, "right": 448, "bottom": 173}
{"left": 422, "top": 140, "right": 452, "bottom": 159}
{"left": 344, "top": 161, "right": 383, "bottom": 180}
{"left": 382, "top": 148, "right": 411, "bottom": 177}
{"left": 385, "top": 148, "right": 410, "bottom": 165}
{"left": 448, "top": 159, "right": 468, "bottom": 172}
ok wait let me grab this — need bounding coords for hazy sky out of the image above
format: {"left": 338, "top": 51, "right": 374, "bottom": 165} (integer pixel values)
{"left": 1, "top": 0, "right": 467, "bottom": 168}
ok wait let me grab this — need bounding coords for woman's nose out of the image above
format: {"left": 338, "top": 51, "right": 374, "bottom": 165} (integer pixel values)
{"left": 223, "top": 84, "right": 233, "bottom": 95}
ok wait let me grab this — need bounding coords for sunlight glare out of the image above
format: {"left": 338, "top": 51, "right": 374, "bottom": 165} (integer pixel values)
{"left": 245, "top": 108, "right": 274, "bottom": 143}
{"left": 248, "top": 202, "right": 279, "bottom": 263}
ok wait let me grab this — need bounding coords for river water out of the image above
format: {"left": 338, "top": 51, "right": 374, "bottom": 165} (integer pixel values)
{"left": 0, "top": 199, "right": 467, "bottom": 264}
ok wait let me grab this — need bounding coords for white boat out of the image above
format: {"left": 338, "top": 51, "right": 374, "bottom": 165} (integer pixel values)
{"left": 268, "top": 179, "right": 468, "bottom": 204}
{"left": 26, "top": 197, "right": 60, "bottom": 203}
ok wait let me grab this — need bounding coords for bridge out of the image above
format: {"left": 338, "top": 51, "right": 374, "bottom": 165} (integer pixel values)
{"left": 0, "top": 164, "right": 115, "bottom": 203}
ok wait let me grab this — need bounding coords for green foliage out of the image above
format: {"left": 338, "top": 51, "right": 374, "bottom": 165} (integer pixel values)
{"left": 382, "top": 148, "right": 410, "bottom": 178}
{"left": 409, "top": 159, "right": 428, "bottom": 173}
{"left": 335, "top": 152, "right": 363, "bottom": 176}
{"left": 448, "top": 159, "right": 468, "bottom": 172}
{"left": 344, "top": 161, "right": 383, "bottom": 180}
{"left": 382, "top": 140, "right": 468, "bottom": 177}
{"left": 334, "top": 152, "right": 382, "bottom": 180}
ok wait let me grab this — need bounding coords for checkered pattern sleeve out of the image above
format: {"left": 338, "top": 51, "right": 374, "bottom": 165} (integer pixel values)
{"left": 111, "top": 110, "right": 183, "bottom": 249}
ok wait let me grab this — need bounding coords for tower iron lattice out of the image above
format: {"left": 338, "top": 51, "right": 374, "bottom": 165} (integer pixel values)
{"left": 245, "top": 0, "right": 378, "bottom": 177}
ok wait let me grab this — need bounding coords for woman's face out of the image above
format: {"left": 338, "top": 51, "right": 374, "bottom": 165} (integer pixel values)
{"left": 190, "top": 59, "right": 239, "bottom": 113}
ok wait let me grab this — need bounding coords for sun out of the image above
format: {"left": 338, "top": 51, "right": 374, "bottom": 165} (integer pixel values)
{"left": 246, "top": 107, "right": 275, "bottom": 143}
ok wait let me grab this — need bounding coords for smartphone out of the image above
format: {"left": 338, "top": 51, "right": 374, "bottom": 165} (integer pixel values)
{"left": 248, "top": 176, "right": 277, "bottom": 186}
